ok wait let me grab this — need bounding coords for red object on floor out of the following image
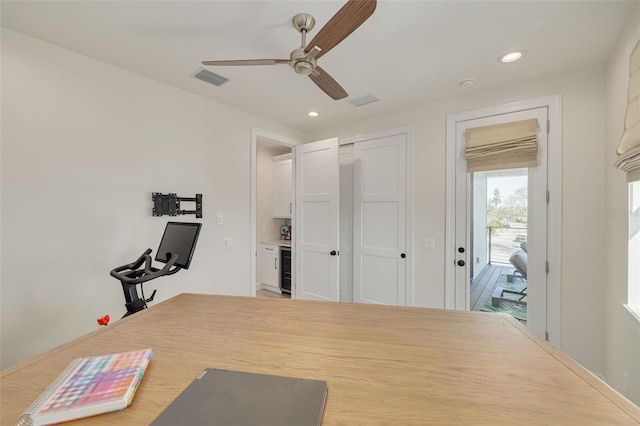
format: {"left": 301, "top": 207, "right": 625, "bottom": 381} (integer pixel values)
{"left": 97, "top": 315, "right": 110, "bottom": 326}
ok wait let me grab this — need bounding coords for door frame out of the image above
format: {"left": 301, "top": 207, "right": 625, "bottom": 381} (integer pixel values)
{"left": 340, "top": 126, "right": 415, "bottom": 306}
{"left": 445, "top": 95, "right": 562, "bottom": 347}
{"left": 250, "top": 128, "right": 300, "bottom": 297}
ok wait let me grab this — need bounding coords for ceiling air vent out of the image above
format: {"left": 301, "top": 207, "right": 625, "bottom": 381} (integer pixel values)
{"left": 193, "top": 69, "right": 228, "bottom": 87}
{"left": 350, "top": 94, "right": 379, "bottom": 107}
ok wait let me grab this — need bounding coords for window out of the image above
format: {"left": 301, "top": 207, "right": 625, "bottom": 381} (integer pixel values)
{"left": 615, "top": 38, "right": 640, "bottom": 329}
{"left": 629, "top": 181, "right": 640, "bottom": 315}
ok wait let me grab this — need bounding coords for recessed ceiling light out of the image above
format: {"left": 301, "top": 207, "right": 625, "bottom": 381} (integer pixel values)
{"left": 307, "top": 111, "right": 319, "bottom": 117}
{"left": 498, "top": 51, "right": 525, "bottom": 63}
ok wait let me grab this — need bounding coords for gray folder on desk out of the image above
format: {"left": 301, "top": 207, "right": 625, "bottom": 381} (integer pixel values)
{"left": 150, "top": 368, "right": 328, "bottom": 426}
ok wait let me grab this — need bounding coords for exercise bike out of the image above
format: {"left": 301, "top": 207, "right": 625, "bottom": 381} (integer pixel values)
{"left": 110, "top": 222, "right": 201, "bottom": 317}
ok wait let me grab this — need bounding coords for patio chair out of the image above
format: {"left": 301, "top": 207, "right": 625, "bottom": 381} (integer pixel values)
{"left": 505, "top": 248, "right": 527, "bottom": 300}
{"left": 492, "top": 241, "right": 529, "bottom": 308}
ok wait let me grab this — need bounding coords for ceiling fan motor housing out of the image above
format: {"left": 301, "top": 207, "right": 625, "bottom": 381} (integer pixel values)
{"left": 294, "top": 61, "right": 314, "bottom": 75}
{"left": 290, "top": 47, "right": 316, "bottom": 75}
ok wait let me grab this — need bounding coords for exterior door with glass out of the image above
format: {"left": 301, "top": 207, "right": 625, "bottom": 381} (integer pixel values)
{"left": 454, "top": 107, "right": 548, "bottom": 338}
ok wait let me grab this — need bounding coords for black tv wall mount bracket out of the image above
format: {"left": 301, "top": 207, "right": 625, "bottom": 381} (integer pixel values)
{"left": 152, "top": 192, "right": 202, "bottom": 218}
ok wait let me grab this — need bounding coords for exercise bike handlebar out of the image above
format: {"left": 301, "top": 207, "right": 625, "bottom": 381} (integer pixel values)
{"left": 110, "top": 248, "right": 181, "bottom": 285}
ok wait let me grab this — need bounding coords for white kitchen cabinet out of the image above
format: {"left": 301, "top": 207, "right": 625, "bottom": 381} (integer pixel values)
{"left": 272, "top": 153, "right": 292, "bottom": 218}
{"left": 261, "top": 244, "right": 280, "bottom": 289}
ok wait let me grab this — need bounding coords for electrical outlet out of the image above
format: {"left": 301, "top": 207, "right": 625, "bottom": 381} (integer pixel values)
{"left": 223, "top": 237, "right": 232, "bottom": 249}
{"left": 217, "top": 214, "right": 224, "bottom": 226}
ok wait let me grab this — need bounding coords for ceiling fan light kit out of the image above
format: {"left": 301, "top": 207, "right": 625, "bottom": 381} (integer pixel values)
{"left": 201, "top": 0, "right": 377, "bottom": 100}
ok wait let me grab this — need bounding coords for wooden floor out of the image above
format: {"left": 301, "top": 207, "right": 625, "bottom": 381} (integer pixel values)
{"left": 258, "top": 267, "right": 509, "bottom": 311}
{"left": 256, "top": 271, "right": 510, "bottom": 308}
{"left": 257, "top": 288, "right": 290, "bottom": 299}
{"left": 470, "top": 263, "right": 513, "bottom": 311}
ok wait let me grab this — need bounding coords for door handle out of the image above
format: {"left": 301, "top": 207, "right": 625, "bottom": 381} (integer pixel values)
{"left": 330, "top": 250, "right": 337, "bottom": 256}
{"left": 275, "top": 258, "right": 278, "bottom": 269}
{"left": 457, "top": 260, "right": 465, "bottom": 267}
{"left": 400, "top": 253, "right": 406, "bottom": 259}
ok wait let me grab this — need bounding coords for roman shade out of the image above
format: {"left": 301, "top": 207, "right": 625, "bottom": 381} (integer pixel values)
{"left": 615, "top": 39, "right": 640, "bottom": 182}
{"left": 465, "top": 118, "right": 539, "bottom": 172}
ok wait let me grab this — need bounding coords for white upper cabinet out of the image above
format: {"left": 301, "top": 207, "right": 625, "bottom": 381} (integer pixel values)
{"left": 272, "top": 153, "right": 292, "bottom": 218}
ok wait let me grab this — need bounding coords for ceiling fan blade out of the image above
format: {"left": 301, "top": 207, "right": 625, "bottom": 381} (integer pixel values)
{"left": 201, "top": 59, "right": 289, "bottom": 66}
{"left": 309, "top": 66, "right": 348, "bottom": 100}
{"left": 304, "top": 0, "right": 376, "bottom": 60}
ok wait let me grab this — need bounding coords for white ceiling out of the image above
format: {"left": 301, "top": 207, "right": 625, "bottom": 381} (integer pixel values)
{"left": 1, "top": 1, "right": 636, "bottom": 134}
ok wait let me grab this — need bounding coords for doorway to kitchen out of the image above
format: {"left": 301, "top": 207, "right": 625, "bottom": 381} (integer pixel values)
{"left": 250, "top": 129, "right": 299, "bottom": 298}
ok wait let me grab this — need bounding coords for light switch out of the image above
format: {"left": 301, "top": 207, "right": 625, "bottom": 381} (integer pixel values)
{"left": 223, "top": 237, "right": 232, "bottom": 249}
{"left": 422, "top": 238, "right": 435, "bottom": 250}
{"left": 217, "top": 214, "right": 224, "bottom": 226}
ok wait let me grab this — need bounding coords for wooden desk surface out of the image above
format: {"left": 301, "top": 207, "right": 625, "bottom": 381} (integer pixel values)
{"left": 2, "top": 293, "right": 639, "bottom": 425}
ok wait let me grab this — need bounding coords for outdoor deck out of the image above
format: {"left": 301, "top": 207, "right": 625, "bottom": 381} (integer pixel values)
{"left": 470, "top": 224, "right": 528, "bottom": 312}
{"left": 470, "top": 263, "right": 514, "bottom": 311}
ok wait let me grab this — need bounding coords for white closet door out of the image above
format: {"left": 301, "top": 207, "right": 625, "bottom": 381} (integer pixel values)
{"left": 294, "top": 138, "right": 340, "bottom": 301}
{"left": 353, "top": 134, "right": 407, "bottom": 305}
{"left": 339, "top": 145, "right": 354, "bottom": 302}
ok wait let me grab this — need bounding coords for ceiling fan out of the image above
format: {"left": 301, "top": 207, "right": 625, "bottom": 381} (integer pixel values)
{"left": 201, "top": 0, "right": 377, "bottom": 100}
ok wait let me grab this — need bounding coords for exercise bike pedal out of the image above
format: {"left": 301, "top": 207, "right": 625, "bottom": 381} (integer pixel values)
{"left": 145, "top": 290, "right": 157, "bottom": 303}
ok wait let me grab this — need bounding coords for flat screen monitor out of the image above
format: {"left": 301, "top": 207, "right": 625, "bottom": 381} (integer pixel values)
{"left": 155, "top": 222, "right": 202, "bottom": 269}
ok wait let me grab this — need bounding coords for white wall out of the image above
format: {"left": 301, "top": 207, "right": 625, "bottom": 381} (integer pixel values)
{"left": 311, "top": 64, "right": 608, "bottom": 376}
{"left": 604, "top": 2, "right": 640, "bottom": 405}
{"left": 0, "top": 28, "right": 303, "bottom": 369}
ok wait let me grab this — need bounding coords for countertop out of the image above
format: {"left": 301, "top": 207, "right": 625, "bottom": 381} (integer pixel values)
{"left": 261, "top": 239, "right": 291, "bottom": 247}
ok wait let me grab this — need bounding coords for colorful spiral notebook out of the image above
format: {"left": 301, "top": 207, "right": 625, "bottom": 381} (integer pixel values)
{"left": 15, "top": 348, "right": 152, "bottom": 426}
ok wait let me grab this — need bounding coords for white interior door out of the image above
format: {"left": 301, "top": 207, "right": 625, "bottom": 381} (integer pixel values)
{"left": 454, "top": 107, "right": 548, "bottom": 338}
{"left": 339, "top": 145, "right": 354, "bottom": 302}
{"left": 353, "top": 134, "right": 407, "bottom": 305}
{"left": 295, "top": 138, "right": 340, "bottom": 301}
